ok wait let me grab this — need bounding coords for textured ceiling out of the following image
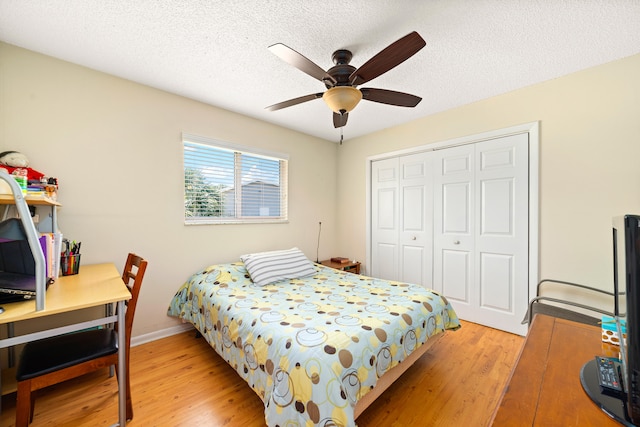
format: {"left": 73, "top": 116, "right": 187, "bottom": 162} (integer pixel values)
{"left": 1, "top": 1, "right": 640, "bottom": 143}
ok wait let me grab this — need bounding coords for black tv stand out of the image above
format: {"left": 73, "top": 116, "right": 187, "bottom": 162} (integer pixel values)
{"left": 581, "top": 358, "right": 637, "bottom": 426}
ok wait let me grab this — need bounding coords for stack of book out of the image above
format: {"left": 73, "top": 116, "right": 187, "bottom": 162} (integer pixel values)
{"left": 39, "top": 232, "right": 64, "bottom": 281}
{"left": 26, "top": 182, "right": 58, "bottom": 200}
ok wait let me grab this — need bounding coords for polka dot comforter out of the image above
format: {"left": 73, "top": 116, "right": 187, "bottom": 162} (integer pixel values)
{"left": 168, "top": 262, "right": 460, "bottom": 427}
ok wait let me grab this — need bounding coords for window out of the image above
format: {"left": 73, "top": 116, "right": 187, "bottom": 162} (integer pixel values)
{"left": 183, "top": 133, "right": 288, "bottom": 224}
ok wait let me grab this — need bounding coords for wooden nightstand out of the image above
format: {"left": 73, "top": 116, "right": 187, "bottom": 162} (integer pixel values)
{"left": 320, "top": 259, "right": 361, "bottom": 275}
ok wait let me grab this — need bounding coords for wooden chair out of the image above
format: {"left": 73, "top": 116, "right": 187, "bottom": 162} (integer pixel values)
{"left": 15, "top": 253, "right": 147, "bottom": 426}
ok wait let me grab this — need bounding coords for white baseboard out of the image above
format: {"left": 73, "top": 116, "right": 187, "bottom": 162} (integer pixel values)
{"left": 131, "top": 323, "right": 194, "bottom": 347}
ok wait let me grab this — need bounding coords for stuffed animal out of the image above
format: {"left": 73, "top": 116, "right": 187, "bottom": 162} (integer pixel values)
{"left": 0, "top": 151, "right": 31, "bottom": 168}
{"left": 0, "top": 151, "right": 45, "bottom": 182}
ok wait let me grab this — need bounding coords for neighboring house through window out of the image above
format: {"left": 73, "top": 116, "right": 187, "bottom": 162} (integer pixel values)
{"left": 183, "top": 133, "right": 288, "bottom": 224}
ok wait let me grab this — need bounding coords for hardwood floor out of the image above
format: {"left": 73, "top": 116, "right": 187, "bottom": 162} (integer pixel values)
{"left": 1, "top": 320, "right": 523, "bottom": 426}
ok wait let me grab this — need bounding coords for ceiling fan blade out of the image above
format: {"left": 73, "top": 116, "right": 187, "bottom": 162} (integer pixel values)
{"left": 333, "top": 112, "right": 348, "bottom": 128}
{"left": 361, "top": 88, "right": 422, "bottom": 107}
{"left": 349, "top": 31, "right": 426, "bottom": 86}
{"left": 265, "top": 93, "right": 323, "bottom": 111}
{"left": 268, "top": 43, "right": 336, "bottom": 85}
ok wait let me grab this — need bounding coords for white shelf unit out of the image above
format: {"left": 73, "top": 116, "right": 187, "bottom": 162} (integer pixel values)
{"left": 0, "top": 171, "right": 52, "bottom": 311}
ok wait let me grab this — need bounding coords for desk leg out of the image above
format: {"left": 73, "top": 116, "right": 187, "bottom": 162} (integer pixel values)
{"left": 117, "top": 300, "right": 126, "bottom": 426}
{"left": 7, "top": 323, "right": 14, "bottom": 366}
{"left": 107, "top": 303, "right": 115, "bottom": 378}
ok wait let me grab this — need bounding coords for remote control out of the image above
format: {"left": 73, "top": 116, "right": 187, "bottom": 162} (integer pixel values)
{"left": 595, "top": 356, "right": 623, "bottom": 396}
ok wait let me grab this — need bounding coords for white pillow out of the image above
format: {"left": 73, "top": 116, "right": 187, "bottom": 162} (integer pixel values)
{"left": 240, "top": 247, "right": 316, "bottom": 286}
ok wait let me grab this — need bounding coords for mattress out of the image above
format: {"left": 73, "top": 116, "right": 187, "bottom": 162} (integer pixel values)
{"left": 167, "top": 262, "right": 460, "bottom": 426}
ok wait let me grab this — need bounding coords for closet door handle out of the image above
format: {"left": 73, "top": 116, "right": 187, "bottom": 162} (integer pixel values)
{"left": 453, "top": 240, "right": 460, "bottom": 245}
{"left": 412, "top": 236, "right": 417, "bottom": 240}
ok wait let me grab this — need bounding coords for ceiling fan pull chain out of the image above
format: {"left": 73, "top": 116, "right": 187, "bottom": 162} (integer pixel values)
{"left": 340, "top": 128, "right": 344, "bottom": 145}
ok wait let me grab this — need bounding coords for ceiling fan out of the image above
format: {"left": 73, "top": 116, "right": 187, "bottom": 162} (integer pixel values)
{"left": 266, "top": 31, "right": 426, "bottom": 129}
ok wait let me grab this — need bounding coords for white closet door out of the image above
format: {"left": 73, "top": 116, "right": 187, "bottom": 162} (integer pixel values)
{"left": 474, "top": 134, "right": 529, "bottom": 335}
{"left": 399, "top": 152, "right": 432, "bottom": 287}
{"left": 433, "top": 134, "right": 529, "bottom": 335}
{"left": 432, "top": 145, "right": 475, "bottom": 303}
{"left": 371, "top": 157, "right": 400, "bottom": 281}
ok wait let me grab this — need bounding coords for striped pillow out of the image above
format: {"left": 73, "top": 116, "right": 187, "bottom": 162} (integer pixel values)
{"left": 240, "top": 247, "right": 316, "bottom": 287}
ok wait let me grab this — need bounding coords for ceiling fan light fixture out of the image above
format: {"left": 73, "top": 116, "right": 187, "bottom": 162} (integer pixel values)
{"left": 322, "top": 86, "right": 362, "bottom": 114}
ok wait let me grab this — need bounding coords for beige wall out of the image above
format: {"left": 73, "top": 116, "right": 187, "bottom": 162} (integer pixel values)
{"left": 0, "top": 42, "right": 339, "bottom": 339}
{"left": 337, "top": 53, "right": 640, "bottom": 300}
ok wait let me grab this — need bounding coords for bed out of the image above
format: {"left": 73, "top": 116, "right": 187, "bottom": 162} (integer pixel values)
{"left": 167, "top": 250, "right": 460, "bottom": 427}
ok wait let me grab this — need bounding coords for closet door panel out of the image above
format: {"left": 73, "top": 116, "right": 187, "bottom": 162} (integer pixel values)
{"left": 480, "top": 178, "right": 513, "bottom": 235}
{"left": 442, "top": 182, "right": 471, "bottom": 234}
{"left": 375, "top": 243, "right": 398, "bottom": 281}
{"left": 377, "top": 187, "right": 397, "bottom": 229}
{"left": 433, "top": 145, "right": 474, "bottom": 297}
{"left": 403, "top": 185, "right": 424, "bottom": 231}
{"left": 474, "top": 134, "right": 529, "bottom": 335}
{"left": 401, "top": 245, "right": 425, "bottom": 286}
{"left": 371, "top": 158, "right": 399, "bottom": 280}
{"left": 479, "top": 252, "right": 513, "bottom": 311}
{"left": 399, "top": 152, "right": 432, "bottom": 287}
{"left": 442, "top": 249, "right": 470, "bottom": 303}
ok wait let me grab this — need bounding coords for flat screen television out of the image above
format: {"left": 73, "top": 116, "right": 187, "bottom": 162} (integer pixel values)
{"left": 613, "top": 215, "right": 640, "bottom": 424}
{"left": 581, "top": 215, "right": 640, "bottom": 425}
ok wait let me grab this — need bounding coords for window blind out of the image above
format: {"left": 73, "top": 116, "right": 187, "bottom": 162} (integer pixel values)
{"left": 183, "top": 134, "right": 288, "bottom": 224}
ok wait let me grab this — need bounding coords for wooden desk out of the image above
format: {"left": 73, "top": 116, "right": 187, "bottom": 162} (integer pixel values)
{"left": 491, "top": 314, "right": 620, "bottom": 426}
{"left": 0, "top": 263, "right": 130, "bottom": 426}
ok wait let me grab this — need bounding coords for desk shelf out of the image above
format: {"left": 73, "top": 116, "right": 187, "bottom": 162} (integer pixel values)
{"left": 0, "top": 172, "right": 57, "bottom": 312}
{"left": 0, "top": 193, "right": 61, "bottom": 235}
{"left": 0, "top": 194, "right": 60, "bottom": 207}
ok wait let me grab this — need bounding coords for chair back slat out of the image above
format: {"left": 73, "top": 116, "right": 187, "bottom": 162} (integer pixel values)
{"left": 119, "top": 253, "right": 147, "bottom": 344}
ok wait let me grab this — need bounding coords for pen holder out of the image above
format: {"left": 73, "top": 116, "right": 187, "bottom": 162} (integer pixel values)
{"left": 61, "top": 254, "right": 81, "bottom": 276}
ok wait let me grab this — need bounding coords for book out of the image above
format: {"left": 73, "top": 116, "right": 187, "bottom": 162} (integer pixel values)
{"left": 52, "top": 232, "right": 63, "bottom": 280}
{"left": 40, "top": 232, "right": 63, "bottom": 281}
{"left": 330, "top": 257, "right": 350, "bottom": 264}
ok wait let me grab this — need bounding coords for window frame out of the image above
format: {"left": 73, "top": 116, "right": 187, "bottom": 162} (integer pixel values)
{"left": 183, "top": 133, "right": 289, "bottom": 225}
